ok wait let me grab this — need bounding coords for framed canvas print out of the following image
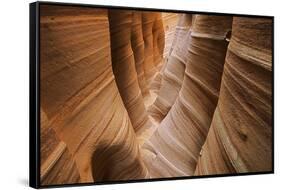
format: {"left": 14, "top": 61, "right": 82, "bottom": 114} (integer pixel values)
{"left": 29, "top": 1, "right": 274, "bottom": 188}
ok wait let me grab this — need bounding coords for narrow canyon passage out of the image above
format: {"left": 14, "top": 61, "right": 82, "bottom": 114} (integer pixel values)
{"left": 39, "top": 5, "right": 273, "bottom": 185}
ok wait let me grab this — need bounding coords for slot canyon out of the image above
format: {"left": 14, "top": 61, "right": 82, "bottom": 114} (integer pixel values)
{"left": 39, "top": 5, "right": 272, "bottom": 185}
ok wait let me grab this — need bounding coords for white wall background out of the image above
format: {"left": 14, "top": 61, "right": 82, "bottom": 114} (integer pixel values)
{"left": 0, "top": 0, "right": 279, "bottom": 189}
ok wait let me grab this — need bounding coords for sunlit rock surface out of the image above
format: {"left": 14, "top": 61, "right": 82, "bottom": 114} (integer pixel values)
{"left": 148, "top": 14, "right": 193, "bottom": 123}
{"left": 142, "top": 15, "right": 233, "bottom": 177}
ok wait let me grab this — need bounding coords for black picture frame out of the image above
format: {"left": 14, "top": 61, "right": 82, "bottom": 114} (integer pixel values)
{"left": 29, "top": 1, "right": 274, "bottom": 188}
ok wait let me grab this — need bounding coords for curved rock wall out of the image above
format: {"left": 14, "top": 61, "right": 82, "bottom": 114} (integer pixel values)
{"left": 195, "top": 17, "right": 272, "bottom": 175}
{"left": 131, "top": 11, "right": 150, "bottom": 97}
{"left": 142, "top": 15, "right": 233, "bottom": 177}
{"left": 149, "top": 13, "right": 166, "bottom": 94}
{"left": 148, "top": 14, "right": 193, "bottom": 123}
{"left": 108, "top": 10, "right": 152, "bottom": 134}
{"left": 40, "top": 109, "right": 80, "bottom": 185}
{"left": 142, "top": 12, "right": 159, "bottom": 87}
{"left": 40, "top": 5, "right": 272, "bottom": 185}
{"left": 153, "top": 13, "right": 165, "bottom": 70}
{"left": 40, "top": 5, "right": 148, "bottom": 183}
{"left": 162, "top": 13, "right": 180, "bottom": 58}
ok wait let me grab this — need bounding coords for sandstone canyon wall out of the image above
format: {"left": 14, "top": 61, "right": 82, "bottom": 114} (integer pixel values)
{"left": 40, "top": 5, "right": 148, "bottom": 184}
{"left": 39, "top": 4, "right": 273, "bottom": 186}
{"left": 148, "top": 14, "right": 193, "bottom": 123}
{"left": 195, "top": 17, "right": 272, "bottom": 175}
{"left": 142, "top": 15, "right": 233, "bottom": 177}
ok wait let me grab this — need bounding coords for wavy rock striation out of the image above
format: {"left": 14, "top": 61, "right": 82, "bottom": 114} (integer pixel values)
{"left": 149, "top": 13, "right": 165, "bottom": 94}
{"left": 131, "top": 11, "right": 150, "bottom": 97}
{"left": 40, "top": 5, "right": 148, "bottom": 183}
{"left": 142, "top": 12, "right": 159, "bottom": 87}
{"left": 142, "top": 15, "right": 233, "bottom": 177}
{"left": 39, "top": 6, "right": 272, "bottom": 185}
{"left": 162, "top": 13, "right": 180, "bottom": 58}
{"left": 148, "top": 14, "right": 193, "bottom": 123}
{"left": 108, "top": 10, "right": 153, "bottom": 135}
{"left": 40, "top": 109, "right": 80, "bottom": 185}
{"left": 195, "top": 17, "right": 272, "bottom": 175}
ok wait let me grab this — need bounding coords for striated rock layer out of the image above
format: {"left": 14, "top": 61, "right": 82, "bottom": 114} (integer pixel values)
{"left": 39, "top": 5, "right": 272, "bottom": 185}
{"left": 131, "top": 11, "right": 150, "bottom": 97}
{"left": 148, "top": 14, "right": 193, "bottom": 123}
{"left": 108, "top": 10, "right": 153, "bottom": 134}
{"left": 162, "top": 13, "right": 180, "bottom": 58}
{"left": 149, "top": 13, "right": 165, "bottom": 94}
{"left": 195, "top": 17, "right": 272, "bottom": 175}
{"left": 40, "top": 109, "right": 80, "bottom": 185}
{"left": 142, "top": 15, "right": 233, "bottom": 177}
{"left": 142, "top": 12, "right": 159, "bottom": 87}
{"left": 153, "top": 13, "right": 165, "bottom": 70}
{"left": 40, "top": 5, "right": 148, "bottom": 183}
